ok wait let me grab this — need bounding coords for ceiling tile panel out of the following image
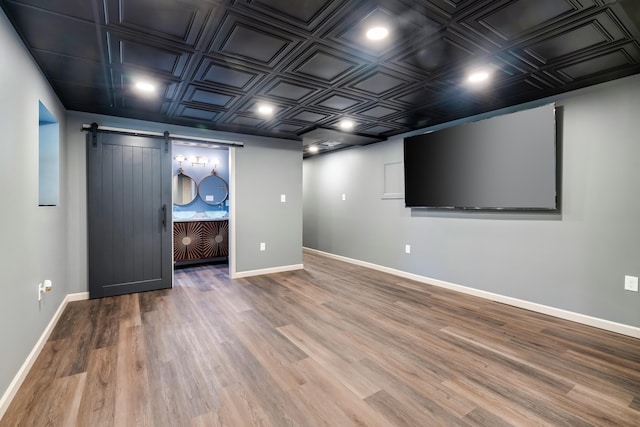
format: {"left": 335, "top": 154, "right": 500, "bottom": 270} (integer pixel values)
{"left": 5, "top": 0, "right": 98, "bottom": 21}
{"left": 194, "top": 58, "right": 264, "bottom": 90}
{"left": 316, "top": 94, "right": 364, "bottom": 110}
{"left": 479, "top": 0, "right": 578, "bottom": 40}
{"left": 183, "top": 86, "right": 238, "bottom": 107}
{"left": 417, "top": 0, "right": 477, "bottom": 18}
{"left": 52, "top": 81, "right": 113, "bottom": 109}
{"left": 2, "top": 5, "right": 102, "bottom": 61}
{"left": 113, "top": 36, "right": 191, "bottom": 77}
{"left": 221, "top": 25, "right": 286, "bottom": 62}
{"left": 292, "top": 111, "right": 330, "bottom": 123}
{"left": 391, "top": 34, "right": 477, "bottom": 74}
{"left": 522, "top": 13, "right": 627, "bottom": 64}
{"left": 350, "top": 70, "right": 408, "bottom": 96}
{"left": 359, "top": 125, "right": 397, "bottom": 135}
{"left": 191, "top": 91, "right": 234, "bottom": 107}
{"left": 289, "top": 46, "right": 361, "bottom": 83}
{"left": 246, "top": 0, "right": 338, "bottom": 29}
{"left": 394, "top": 109, "right": 436, "bottom": 129}
{"left": 262, "top": 79, "right": 319, "bottom": 101}
{"left": 392, "top": 85, "right": 442, "bottom": 107}
{"left": 557, "top": 46, "right": 640, "bottom": 81}
{"left": 211, "top": 14, "right": 301, "bottom": 66}
{"left": 527, "top": 24, "right": 608, "bottom": 63}
{"left": 176, "top": 105, "right": 221, "bottom": 121}
{"left": 265, "top": 122, "right": 307, "bottom": 133}
{"left": 121, "top": 94, "right": 164, "bottom": 113}
{"left": 358, "top": 106, "right": 398, "bottom": 118}
{"left": 32, "top": 51, "right": 105, "bottom": 87}
{"left": 227, "top": 115, "right": 264, "bottom": 127}
{"left": 109, "top": 0, "right": 212, "bottom": 46}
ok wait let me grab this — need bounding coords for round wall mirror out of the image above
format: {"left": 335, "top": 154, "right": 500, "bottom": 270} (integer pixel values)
{"left": 198, "top": 172, "right": 228, "bottom": 205}
{"left": 172, "top": 168, "right": 197, "bottom": 205}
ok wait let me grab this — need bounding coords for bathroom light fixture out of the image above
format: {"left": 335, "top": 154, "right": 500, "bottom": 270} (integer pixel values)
{"left": 174, "top": 154, "right": 185, "bottom": 165}
{"left": 308, "top": 145, "right": 319, "bottom": 153}
{"left": 366, "top": 26, "right": 389, "bottom": 40}
{"left": 190, "top": 156, "right": 209, "bottom": 166}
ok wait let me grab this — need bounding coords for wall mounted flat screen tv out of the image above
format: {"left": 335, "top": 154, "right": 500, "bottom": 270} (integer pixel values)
{"left": 403, "top": 104, "right": 557, "bottom": 210}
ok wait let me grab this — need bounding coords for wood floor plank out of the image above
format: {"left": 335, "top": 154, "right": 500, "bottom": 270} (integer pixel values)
{"left": 292, "top": 357, "right": 394, "bottom": 427}
{"left": 278, "top": 324, "right": 381, "bottom": 399}
{"left": 218, "top": 339, "right": 308, "bottom": 426}
{"left": 114, "top": 324, "right": 152, "bottom": 427}
{"left": 229, "top": 320, "right": 306, "bottom": 392}
{"left": 75, "top": 346, "right": 117, "bottom": 427}
{"left": 217, "top": 383, "right": 271, "bottom": 427}
{"left": 2, "top": 251, "right": 640, "bottom": 426}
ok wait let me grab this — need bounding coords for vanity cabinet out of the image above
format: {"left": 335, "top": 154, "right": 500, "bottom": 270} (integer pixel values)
{"left": 173, "top": 219, "right": 228, "bottom": 263}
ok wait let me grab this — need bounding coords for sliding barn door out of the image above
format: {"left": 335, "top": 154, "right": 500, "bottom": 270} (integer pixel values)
{"left": 87, "top": 131, "right": 172, "bottom": 298}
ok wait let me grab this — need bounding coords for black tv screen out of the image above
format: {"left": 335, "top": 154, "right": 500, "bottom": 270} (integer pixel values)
{"left": 403, "top": 104, "right": 557, "bottom": 210}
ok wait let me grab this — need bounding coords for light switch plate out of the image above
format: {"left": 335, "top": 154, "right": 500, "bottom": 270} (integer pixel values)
{"left": 260, "top": 242, "right": 266, "bottom": 251}
{"left": 281, "top": 194, "right": 286, "bottom": 203}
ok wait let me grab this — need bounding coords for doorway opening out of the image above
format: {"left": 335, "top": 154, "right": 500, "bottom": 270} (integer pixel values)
{"left": 171, "top": 142, "right": 231, "bottom": 271}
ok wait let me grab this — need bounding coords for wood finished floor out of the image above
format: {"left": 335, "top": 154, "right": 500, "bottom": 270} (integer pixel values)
{"left": 2, "top": 251, "right": 640, "bottom": 426}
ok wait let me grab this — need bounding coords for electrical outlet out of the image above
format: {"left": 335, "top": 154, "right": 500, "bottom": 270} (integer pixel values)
{"left": 405, "top": 244, "right": 411, "bottom": 254}
{"left": 624, "top": 275, "right": 638, "bottom": 292}
{"left": 281, "top": 194, "right": 286, "bottom": 203}
{"left": 260, "top": 242, "right": 266, "bottom": 251}
{"left": 37, "top": 280, "right": 52, "bottom": 301}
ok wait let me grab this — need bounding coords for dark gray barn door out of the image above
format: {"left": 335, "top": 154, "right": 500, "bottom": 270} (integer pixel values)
{"left": 87, "top": 132, "right": 172, "bottom": 298}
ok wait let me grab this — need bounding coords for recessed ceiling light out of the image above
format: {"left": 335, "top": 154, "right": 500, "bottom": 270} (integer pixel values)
{"left": 339, "top": 119, "right": 354, "bottom": 130}
{"left": 134, "top": 81, "right": 156, "bottom": 93}
{"left": 366, "top": 26, "right": 389, "bottom": 40}
{"left": 257, "top": 104, "right": 274, "bottom": 115}
{"left": 308, "top": 145, "right": 319, "bottom": 153}
{"left": 467, "top": 71, "right": 490, "bottom": 84}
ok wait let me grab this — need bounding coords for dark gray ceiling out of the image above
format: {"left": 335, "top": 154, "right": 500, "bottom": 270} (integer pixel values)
{"left": 3, "top": 0, "right": 640, "bottom": 156}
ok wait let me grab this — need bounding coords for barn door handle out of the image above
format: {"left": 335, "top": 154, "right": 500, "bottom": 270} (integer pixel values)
{"left": 162, "top": 204, "right": 167, "bottom": 230}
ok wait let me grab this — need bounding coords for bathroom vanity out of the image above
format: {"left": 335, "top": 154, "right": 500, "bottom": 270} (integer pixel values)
{"left": 173, "top": 217, "right": 228, "bottom": 263}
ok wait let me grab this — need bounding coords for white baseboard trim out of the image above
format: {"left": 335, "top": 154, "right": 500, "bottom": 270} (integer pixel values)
{"left": 232, "top": 263, "right": 304, "bottom": 279}
{"left": 0, "top": 292, "right": 90, "bottom": 420}
{"left": 304, "top": 247, "right": 640, "bottom": 339}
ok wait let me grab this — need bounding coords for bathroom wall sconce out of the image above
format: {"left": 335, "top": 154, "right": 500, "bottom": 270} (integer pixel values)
{"left": 189, "top": 156, "right": 209, "bottom": 167}
{"left": 174, "top": 154, "right": 213, "bottom": 167}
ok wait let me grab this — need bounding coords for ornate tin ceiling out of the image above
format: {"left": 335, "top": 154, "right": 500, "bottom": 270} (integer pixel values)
{"left": 2, "top": 0, "right": 640, "bottom": 156}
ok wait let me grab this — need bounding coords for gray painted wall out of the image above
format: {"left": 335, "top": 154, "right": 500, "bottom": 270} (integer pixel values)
{"left": 0, "top": 8, "right": 68, "bottom": 401}
{"left": 1, "top": 4, "right": 302, "bottom": 402}
{"left": 65, "top": 111, "right": 303, "bottom": 293}
{"left": 303, "top": 74, "right": 640, "bottom": 328}
{"left": 235, "top": 137, "right": 303, "bottom": 272}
